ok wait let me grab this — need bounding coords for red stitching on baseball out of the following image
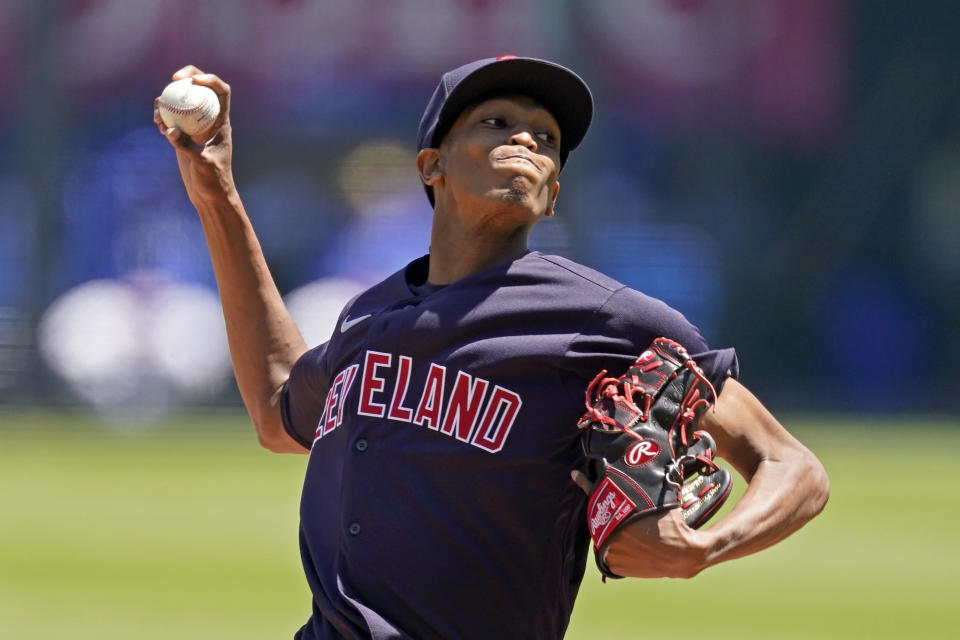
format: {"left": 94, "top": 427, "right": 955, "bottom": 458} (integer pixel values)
{"left": 158, "top": 99, "right": 212, "bottom": 115}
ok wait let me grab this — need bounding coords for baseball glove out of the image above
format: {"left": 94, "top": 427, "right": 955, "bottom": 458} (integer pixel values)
{"left": 577, "top": 337, "right": 733, "bottom": 580}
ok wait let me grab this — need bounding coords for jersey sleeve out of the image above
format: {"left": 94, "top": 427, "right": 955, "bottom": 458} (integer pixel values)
{"left": 280, "top": 342, "right": 332, "bottom": 450}
{"left": 564, "top": 285, "right": 738, "bottom": 391}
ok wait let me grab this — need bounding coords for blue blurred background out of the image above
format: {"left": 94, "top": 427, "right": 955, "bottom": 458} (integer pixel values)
{"left": 1, "top": 0, "right": 958, "bottom": 420}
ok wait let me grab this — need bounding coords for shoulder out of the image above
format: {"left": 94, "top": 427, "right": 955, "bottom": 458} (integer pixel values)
{"left": 528, "top": 253, "right": 692, "bottom": 332}
{"left": 534, "top": 253, "right": 708, "bottom": 354}
{"left": 337, "top": 255, "right": 428, "bottom": 318}
{"left": 523, "top": 252, "right": 625, "bottom": 292}
{"left": 291, "top": 257, "right": 426, "bottom": 370}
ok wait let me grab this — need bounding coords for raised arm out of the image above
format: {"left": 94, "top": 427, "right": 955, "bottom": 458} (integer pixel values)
{"left": 587, "top": 377, "right": 829, "bottom": 578}
{"left": 154, "top": 66, "right": 307, "bottom": 453}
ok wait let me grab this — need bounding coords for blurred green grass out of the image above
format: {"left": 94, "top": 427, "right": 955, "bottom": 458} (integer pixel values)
{"left": 1, "top": 411, "right": 958, "bottom": 639}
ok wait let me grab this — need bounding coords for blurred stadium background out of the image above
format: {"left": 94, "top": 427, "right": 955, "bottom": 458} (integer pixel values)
{"left": 1, "top": 0, "right": 958, "bottom": 638}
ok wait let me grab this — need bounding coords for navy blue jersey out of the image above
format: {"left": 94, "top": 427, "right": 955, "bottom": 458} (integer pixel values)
{"left": 282, "top": 252, "right": 738, "bottom": 640}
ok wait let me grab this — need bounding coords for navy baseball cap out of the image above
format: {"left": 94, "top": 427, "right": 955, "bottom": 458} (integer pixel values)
{"left": 417, "top": 55, "right": 594, "bottom": 205}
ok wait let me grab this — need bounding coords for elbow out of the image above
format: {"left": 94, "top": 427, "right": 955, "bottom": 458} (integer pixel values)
{"left": 798, "top": 449, "right": 830, "bottom": 518}
{"left": 255, "top": 421, "right": 288, "bottom": 452}
{"left": 813, "top": 462, "right": 831, "bottom": 516}
{"left": 252, "top": 407, "right": 305, "bottom": 454}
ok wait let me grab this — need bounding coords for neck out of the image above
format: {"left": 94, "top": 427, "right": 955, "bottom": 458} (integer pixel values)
{"left": 426, "top": 203, "right": 532, "bottom": 285}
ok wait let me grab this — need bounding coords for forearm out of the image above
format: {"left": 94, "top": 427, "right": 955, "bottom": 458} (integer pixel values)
{"left": 702, "top": 445, "right": 829, "bottom": 566}
{"left": 195, "top": 189, "right": 307, "bottom": 449}
{"left": 693, "top": 378, "right": 829, "bottom": 566}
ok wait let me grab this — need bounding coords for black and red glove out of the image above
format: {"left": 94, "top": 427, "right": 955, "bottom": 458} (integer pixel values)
{"left": 578, "top": 337, "right": 733, "bottom": 579}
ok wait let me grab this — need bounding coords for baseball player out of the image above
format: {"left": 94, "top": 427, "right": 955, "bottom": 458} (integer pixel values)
{"left": 156, "top": 56, "right": 829, "bottom": 640}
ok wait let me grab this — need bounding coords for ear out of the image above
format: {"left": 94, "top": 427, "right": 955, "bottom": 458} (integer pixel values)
{"left": 416, "top": 148, "right": 444, "bottom": 188}
{"left": 545, "top": 180, "right": 560, "bottom": 217}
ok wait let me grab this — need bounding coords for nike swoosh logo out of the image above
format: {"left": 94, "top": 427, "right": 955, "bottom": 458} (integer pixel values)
{"left": 340, "top": 314, "right": 372, "bottom": 333}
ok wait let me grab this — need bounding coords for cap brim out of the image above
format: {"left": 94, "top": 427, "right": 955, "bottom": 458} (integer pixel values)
{"left": 430, "top": 57, "right": 593, "bottom": 162}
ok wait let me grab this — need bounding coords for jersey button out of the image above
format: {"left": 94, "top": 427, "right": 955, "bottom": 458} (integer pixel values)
{"left": 355, "top": 439, "right": 368, "bottom": 452}
{"left": 348, "top": 522, "right": 361, "bottom": 536}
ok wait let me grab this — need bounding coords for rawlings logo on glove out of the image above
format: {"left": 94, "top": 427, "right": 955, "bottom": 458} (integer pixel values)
{"left": 588, "top": 479, "right": 637, "bottom": 547}
{"left": 624, "top": 440, "right": 660, "bottom": 467}
{"left": 578, "top": 337, "right": 733, "bottom": 580}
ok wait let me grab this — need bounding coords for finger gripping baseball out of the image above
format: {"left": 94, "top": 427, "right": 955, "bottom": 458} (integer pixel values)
{"left": 578, "top": 337, "right": 731, "bottom": 580}
{"left": 157, "top": 78, "right": 221, "bottom": 138}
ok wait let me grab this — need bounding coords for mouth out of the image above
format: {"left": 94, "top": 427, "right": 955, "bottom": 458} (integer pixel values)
{"left": 496, "top": 154, "right": 543, "bottom": 171}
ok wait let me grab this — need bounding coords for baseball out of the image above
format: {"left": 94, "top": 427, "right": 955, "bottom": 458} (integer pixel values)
{"left": 157, "top": 78, "right": 221, "bottom": 138}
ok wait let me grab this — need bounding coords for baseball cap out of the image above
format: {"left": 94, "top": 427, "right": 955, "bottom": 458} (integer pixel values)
{"left": 417, "top": 55, "right": 594, "bottom": 205}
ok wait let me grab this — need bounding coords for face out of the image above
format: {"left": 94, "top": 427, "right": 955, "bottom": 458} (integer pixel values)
{"left": 422, "top": 94, "right": 562, "bottom": 223}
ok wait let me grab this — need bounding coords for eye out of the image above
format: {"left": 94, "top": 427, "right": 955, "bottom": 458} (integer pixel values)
{"left": 536, "top": 131, "right": 557, "bottom": 145}
{"left": 482, "top": 117, "right": 505, "bottom": 127}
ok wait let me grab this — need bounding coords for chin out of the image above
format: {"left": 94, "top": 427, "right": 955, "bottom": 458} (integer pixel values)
{"left": 476, "top": 181, "right": 548, "bottom": 219}
{"left": 502, "top": 184, "right": 529, "bottom": 203}
{"left": 502, "top": 182, "right": 552, "bottom": 216}
{"left": 505, "top": 174, "right": 548, "bottom": 202}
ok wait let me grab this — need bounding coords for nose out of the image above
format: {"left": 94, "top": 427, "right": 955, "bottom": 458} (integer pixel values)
{"left": 508, "top": 128, "right": 538, "bottom": 152}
